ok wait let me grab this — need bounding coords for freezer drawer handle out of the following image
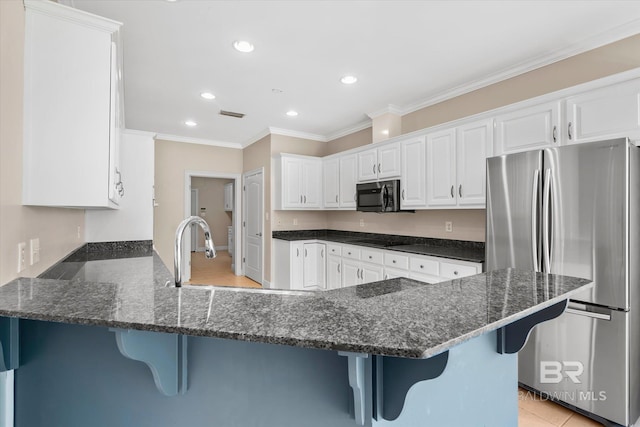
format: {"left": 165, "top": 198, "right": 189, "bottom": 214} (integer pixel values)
{"left": 566, "top": 307, "right": 611, "bottom": 321}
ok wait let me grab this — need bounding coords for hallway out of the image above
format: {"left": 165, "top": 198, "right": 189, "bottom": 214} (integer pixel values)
{"left": 187, "top": 251, "right": 261, "bottom": 288}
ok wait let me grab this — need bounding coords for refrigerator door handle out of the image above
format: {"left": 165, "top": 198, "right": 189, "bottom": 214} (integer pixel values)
{"left": 566, "top": 303, "right": 612, "bottom": 321}
{"left": 531, "top": 169, "right": 540, "bottom": 271}
{"left": 542, "top": 169, "right": 552, "bottom": 272}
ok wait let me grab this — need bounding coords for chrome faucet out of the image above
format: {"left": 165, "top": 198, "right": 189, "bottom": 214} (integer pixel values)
{"left": 174, "top": 216, "right": 216, "bottom": 287}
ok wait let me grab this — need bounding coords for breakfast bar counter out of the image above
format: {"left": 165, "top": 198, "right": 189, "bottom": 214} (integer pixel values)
{"left": 0, "top": 243, "right": 591, "bottom": 427}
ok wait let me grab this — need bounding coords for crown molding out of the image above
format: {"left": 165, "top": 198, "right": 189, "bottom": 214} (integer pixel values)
{"left": 242, "top": 128, "right": 272, "bottom": 148}
{"left": 25, "top": 0, "right": 121, "bottom": 33}
{"left": 400, "top": 18, "right": 640, "bottom": 116}
{"left": 122, "top": 128, "right": 157, "bottom": 138}
{"left": 154, "top": 133, "right": 242, "bottom": 149}
{"left": 325, "top": 121, "right": 372, "bottom": 142}
{"left": 268, "top": 127, "right": 328, "bottom": 142}
{"left": 367, "top": 104, "right": 403, "bottom": 119}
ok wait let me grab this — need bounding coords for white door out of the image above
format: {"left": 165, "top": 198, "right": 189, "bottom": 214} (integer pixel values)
{"left": 243, "top": 170, "right": 263, "bottom": 285}
{"left": 357, "top": 149, "right": 378, "bottom": 182}
{"left": 377, "top": 142, "right": 401, "bottom": 179}
{"left": 342, "top": 259, "right": 361, "bottom": 287}
{"left": 427, "top": 128, "right": 457, "bottom": 207}
{"left": 361, "top": 263, "right": 384, "bottom": 284}
{"left": 302, "top": 159, "right": 322, "bottom": 208}
{"left": 323, "top": 158, "right": 340, "bottom": 208}
{"left": 456, "top": 120, "right": 492, "bottom": 207}
{"left": 190, "top": 188, "right": 198, "bottom": 252}
{"left": 327, "top": 255, "right": 342, "bottom": 289}
{"left": 494, "top": 101, "right": 560, "bottom": 155}
{"left": 339, "top": 154, "right": 357, "bottom": 208}
{"left": 400, "top": 136, "right": 427, "bottom": 208}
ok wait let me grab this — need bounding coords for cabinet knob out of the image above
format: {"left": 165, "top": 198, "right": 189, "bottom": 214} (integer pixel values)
{"left": 392, "top": 260, "right": 396, "bottom": 264}
{"left": 420, "top": 265, "right": 424, "bottom": 269}
{"left": 368, "top": 255, "right": 372, "bottom": 259}
{"left": 454, "top": 271, "right": 459, "bottom": 276}
{"left": 348, "top": 252, "right": 351, "bottom": 255}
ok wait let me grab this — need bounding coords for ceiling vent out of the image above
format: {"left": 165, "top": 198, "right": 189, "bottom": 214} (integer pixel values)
{"left": 219, "top": 110, "right": 245, "bottom": 119}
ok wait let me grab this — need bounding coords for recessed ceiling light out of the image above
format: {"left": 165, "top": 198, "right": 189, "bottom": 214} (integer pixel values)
{"left": 184, "top": 120, "right": 197, "bottom": 127}
{"left": 200, "top": 92, "right": 216, "bottom": 100}
{"left": 233, "top": 40, "right": 254, "bottom": 53}
{"left": 341, "top": 75, "right": 358, "bottom": 85}
{"left": 286, "top": 110, "right": 298, "bottom": 117}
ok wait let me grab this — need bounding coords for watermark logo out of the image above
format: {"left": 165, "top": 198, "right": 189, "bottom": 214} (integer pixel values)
{"left": 540, "top": 361, "right": 583, "bottom": 384}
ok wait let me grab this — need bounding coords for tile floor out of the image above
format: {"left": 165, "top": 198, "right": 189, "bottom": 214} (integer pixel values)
{"left": 518, "top": 388, "right": 604, "bottom": 426}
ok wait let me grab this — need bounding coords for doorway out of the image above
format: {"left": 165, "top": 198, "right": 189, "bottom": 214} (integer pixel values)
{"left": 182, "top": 171, "right": 242, "bottom": 283}
{"left": 243, "top": 168, "right": 264, "bottom": 285}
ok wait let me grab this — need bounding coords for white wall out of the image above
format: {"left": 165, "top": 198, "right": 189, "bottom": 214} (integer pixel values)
{"left": 85, "top": 131, "right": 155, "bottom": 242}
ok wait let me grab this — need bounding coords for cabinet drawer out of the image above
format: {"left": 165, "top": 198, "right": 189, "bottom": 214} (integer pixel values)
{"left": 327, "top": 243, "right": 342, "bottom": 257}
{"left": 385, "top": 252, "right": 409, "bottom": 269}
{"left": 342, "top": 245, "right": 361, "bottom": 260}
{"left": 361, "top": 249, "right": 383, "bottom": 264}
{"left": 440, "top": 262, "right": 478, "bottom": 279}
{"left": 409, "top": 256, "right": 439, "bottom": 276}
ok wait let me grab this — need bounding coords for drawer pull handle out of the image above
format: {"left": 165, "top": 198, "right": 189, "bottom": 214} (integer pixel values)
{"left": 392, "top": 260, "right": 396, "bottom": 264}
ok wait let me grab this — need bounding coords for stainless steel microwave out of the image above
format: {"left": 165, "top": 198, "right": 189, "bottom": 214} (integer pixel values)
{"left": 356, "top": 180, "right": 401, "bottom": 212}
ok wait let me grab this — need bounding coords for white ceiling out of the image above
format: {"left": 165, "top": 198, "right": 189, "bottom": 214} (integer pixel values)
{"left": 66, "top": 0, "right": 640, "bottom": 146}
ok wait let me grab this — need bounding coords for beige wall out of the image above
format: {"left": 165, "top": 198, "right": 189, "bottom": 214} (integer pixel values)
{"left": 319, "top": 34, "right": 640, "bottom": 243}
{"left": 153, "top": 139, "right": 243, "bottom": 269}
{"left": 271, "top": 134, "right": 326, "bottom": 157}
{"left": 191, "top": 177, "right": 233, "bottom": 248}
{"left": 402, "top": 33, "right": 640, "bottom": 133}
{"left": 0, "top": 0, "right": 85, "bottom": 286}
{"left": 324, "top": 127, "right": 372, "bottom": 156}
{"left": 243, "top": 135, "right": 271, "bottom": 282}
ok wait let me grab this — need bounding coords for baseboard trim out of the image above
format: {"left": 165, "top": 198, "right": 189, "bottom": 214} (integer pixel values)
{"left": 262, "top": 280, "right": 272, "bottom": 289}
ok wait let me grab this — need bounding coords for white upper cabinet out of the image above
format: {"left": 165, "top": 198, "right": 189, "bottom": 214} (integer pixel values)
{"left": 224, "top": 183, "right": 234, "bottom": 211}
{"left": 357, "top": 142, "right": 401, "bottom": 182}
{"left": 426, "top": 129, "right": 457, "bottom": 207}
{"left": 274, "top": 154, "right": 322, "bottom": 210}
{"left": 565, "top": 79, "right": 640, "bottom": 144}
{"left": 494, "top": 101, "right": 561, "bottom": 155}
{"left": 426, "top": 120, "right": 492, "bottom": 208}
{"left": 456, "top": 119, "right": 493, "bottom": 207}
{"left": 23, "top": 1, "right": 124, "bottom": 208}
{"left": 400, "top": 136, "right": 427, "bottom": 208}
{"left": 323, "top": 158, "right": 340, "bottom": 208}
{"left": 339, "top": 154, "right": 358, "bottom": 209}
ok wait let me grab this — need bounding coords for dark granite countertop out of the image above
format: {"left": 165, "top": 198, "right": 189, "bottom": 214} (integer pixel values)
{"left": 0, "top": 243, "right": 591, "bottom": 358}
{"left": 272, "top": 230, "right": 485, "bottom": 263}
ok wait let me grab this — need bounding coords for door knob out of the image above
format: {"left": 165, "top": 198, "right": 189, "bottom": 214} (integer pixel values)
{"left": 257, "top": 232, "right": 262, "bottom": 237}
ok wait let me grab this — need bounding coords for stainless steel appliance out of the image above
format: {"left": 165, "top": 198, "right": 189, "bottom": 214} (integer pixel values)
{"left": 356, "top": 180, "right": 401, "bottom": 212}
{"left": 486, "top": 138, "right": 640, "bottom": 426}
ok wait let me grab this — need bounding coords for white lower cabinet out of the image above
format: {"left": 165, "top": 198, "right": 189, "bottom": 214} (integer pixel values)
{"left": 272, "top": 240, "right": 325, "bottom": 290}
{"left": 327, "top": 255, "right": 342, "bottom": 289}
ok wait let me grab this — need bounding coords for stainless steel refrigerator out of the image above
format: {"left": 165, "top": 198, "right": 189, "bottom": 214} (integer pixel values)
{"left": 486, "top": 138, "right": 640, "bottom": 426}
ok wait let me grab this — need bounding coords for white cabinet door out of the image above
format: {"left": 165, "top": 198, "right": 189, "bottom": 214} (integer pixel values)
{"left": 494, "top": 101, "right": 560, "bottom": 155}
{"left": 302, "top": 159, "right": 322, "bottom": 208}
{"left": 342, "top": 259, "right": 361, "bottom": 287}
{"left": 323, "top": 158, "right": 339, "bottom": 208}
{"left": 361, "top": 263, "right": 384, "bottom": 284}
{"left": 426, "top": 129, "right": 457, "bottom": 207}
{"left": 327, "top": 255, "right": 342, "bottom": 289}
{"left": 290, "top": 242, "right": 304, "bottom": 290}
{"left": 23, "top": 1, "right": 122, "bottom": 208}
{"left": 456, "top": 120, "right": 492, "bottom": 207}
{"left": 357, "top": 149, "right": 378, "bottom": 182}
{"left": 400, "top": 136, "right": 427, "bottom": 208}
{"left": 377, "top": 142, "right": 401, "bottom": 179}
{"left": 224, "top": 183, "right": 234, "bottom": 211}
{"left": 339, "top": 154, "right": 358, "bottom": 208}
{"left": 565, "top": 79, "right": 640, "bottom": 144}
{"left": 302, "top": 243, "right": 326, "bottom": 290}
{"left": 282, "top": 157, "right": 303, "bottom": 208}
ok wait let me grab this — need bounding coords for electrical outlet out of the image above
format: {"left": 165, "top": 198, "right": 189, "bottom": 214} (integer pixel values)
{"left": 445, "top": 221, "right": 453, "bottom": 232}
{"left": 17, "top": 242, "right": 26, "bottom": 273}
{"left": 30, "top": 238, "right": 40, "bottom": 265}
{"left": 359, "top": 219, "right": 365, "bottom": 227}
{"left": 293, "top": 218, "right": 298, "bottom": 226}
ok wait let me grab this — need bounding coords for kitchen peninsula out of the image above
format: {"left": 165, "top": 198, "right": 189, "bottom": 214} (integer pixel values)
{"left": 0, "top": 243, "right": 591, "bottom": 427}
